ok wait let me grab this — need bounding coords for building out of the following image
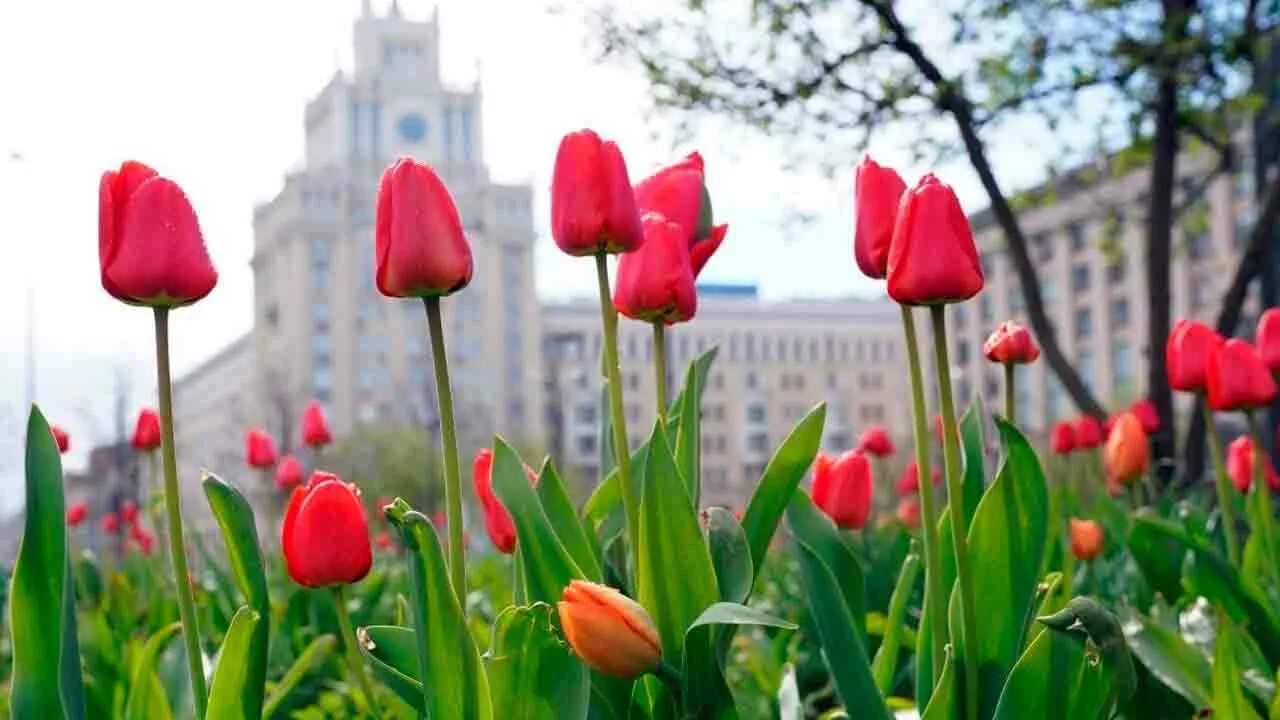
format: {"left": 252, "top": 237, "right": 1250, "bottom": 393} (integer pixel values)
{"left": 951, "top": 140, "right": 1265, "bottom": 432}
{"left": 542, "top": 284, "right": 909, "bottom": 506}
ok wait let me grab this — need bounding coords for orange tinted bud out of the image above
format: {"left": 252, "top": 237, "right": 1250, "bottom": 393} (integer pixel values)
{"left": 558, "top": 580, "right": 661, "bottom": 678}
{"left": 1069, "top": 519, "right": 1104, "bottom": 561}
{"left": 1103, "top": 412, "right": 1149, "bottom": 486}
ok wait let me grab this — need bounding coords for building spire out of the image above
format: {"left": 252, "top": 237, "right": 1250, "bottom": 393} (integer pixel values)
{"left": 360, "top": 0, "right": 373, "bottom": 18}
{"left": 389, "top": 0, "right": 401, "bottom": 17}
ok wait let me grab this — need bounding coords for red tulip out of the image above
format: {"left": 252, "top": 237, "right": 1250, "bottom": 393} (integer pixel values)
{"left": 66, "top": 502, "right": 88, "bottom": 528}
{"left": 121, "top": 500, "right": 138, "bottom": 526}
{"left": 472, "top": 449, "right": 539, "bottom": 554}
{"left": 1104, "top": 412, "right": 1149, "bottom": 486}
{"left": 613, "top": 213, "right": 697, "bottom": 325}
{"left": 245, "top": 429, "right": 278, "bottom": 470}
{"left": 1069, "top": 519, "right": 1104, "bottom": 561}
{"left": 886, "top": 174, "right": 984, "bottom": 305}
{"left": 811, "top": 450, "right": 874, "bottom": 530}
{"left": 853, "top": 156, "right": 907, "bottom": 280}
{"left": 374, "top": 158, "right": 473, "bottom": 297}
{"left": 1050, "top": 421, "right": 1076, "bottom": 455}
{"left": 1166, "top": 319, "right": 1222, "bottom": 393}
{"left": 550, "top": 130, "right": 644, "bottom": 256}
{"left": 1258, "top": 308, "right": 1280, "bottom": 372}
{"left": 983, "top": 321, "right": 1040, "bottom": 364}
{"left": 101, "top": 512, "right": 120, "bottom": 534}
{"left": 275, "top": 455, "right": 304, "bottom": 490}
{"left": 50, "top": 425, "right": 70, "bottom": 454}
{"left": 857, "top": 426, "right": 895, "bottom": 457}
{"left": 1075, "top": 416, "right": 1104, "bottom": 449}
{"left": 896, "top": 461, "right": 940, "bottom": 495}
{"left": 282, "top": 472, "right": 373, "bottom": 587}
{"left": 131, "top": 525, "right": 156, "bottom": 555}
{"left": 1129, "top": 399, "right": 1160, "bottom": 434}
{"left": 1226, "top": 435, "right": 1280, "bottom": 493}
{"left": 1207, "top": 339, "right": 1278, "bottom": 411}
{"left": 896, "top": 497, "right": 921, "bottom": 529}
{"left": 98, "top": 161, "right": 217, "bottom": 307}
{"left": 300, "top": 399, "right": 333, "bottom": 448}
{"left": 632, "top": 152, "right": 729, "bottom": 279}
{"left": 1103, "top": 414, "right": 1119, "bottom": 437}
{"left": 375, "top": 530, "right": 395, "bottom": 552}
{"left": 131, "top": 407, "right": 162, "bottom": 451}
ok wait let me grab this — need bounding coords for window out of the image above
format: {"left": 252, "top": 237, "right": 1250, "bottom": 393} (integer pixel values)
{"left": 1107, "top": 255, "right": 1126, "bottom": 284}
{"left": 957, "top": 378, "right": 972, "bottom": 406}
{"left": 1187, "top": 232, "right": 1211, "bottom": 261}
{"left": 954, "top": 305, "right": 967, "bottom": 330}
{"left": 1111, "top": 298, "right": 1130, "bottom": 328}
{"left": 1042, "top": 279, "right": 1059, "bottom": 303}
{"left": 980, "top": 294, "right": 994, "bottom": 322}
{"left": 312, "top": 333, "right": 333, "bottom": 354}
{"left": 956, "top": 340, "right": 970, "bottom": 366}
{"left": 747, "top": 404, "right": 766, "bottom": 423}
{"left": 313, "top": 366, "right": 333, "bottom": 390}
{"left": 1075, "top": 308, "right": 1093, "bottom": 339}
{"left": 747, "top": 433, "right": 769, "bottom": 452}
{"left": 1079, "top": 350, "right": 1095, "bottom": 389}
{"left": 574, "top": 404, "right": 596, "bottom": 424}
{"left": 1113, "top": 342, "right": 1134, "bottom": 385}
{"left": 1071, "top": 263, "right": 1090, "bottom": 292}
{"left": 980, "top": 252, "right": 995, "bottom": 277}
{"left": 1034, "top": 233, "right": 1053, "bottom": 262}
{"left": 860, "top": 404, "right": 885, "bottom": 422}
{"left": 1067, "top": 222, "right": 1086, "bottom": 252}
{"left": 313, "top": 303, "right": 331, "bottom": 323}
{"left": 576, "top": 436, "right": 596, "bottom": 455}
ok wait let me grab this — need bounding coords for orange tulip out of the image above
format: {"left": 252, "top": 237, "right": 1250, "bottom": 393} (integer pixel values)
{"left": 558, "top": 580, "right": 661, "bottom": 678}
{"left": 1103, "top": 412, "right": 1149, "bottom": 486}
{"left": 1069, "top": 519, "right": 1104, "bottom": 560}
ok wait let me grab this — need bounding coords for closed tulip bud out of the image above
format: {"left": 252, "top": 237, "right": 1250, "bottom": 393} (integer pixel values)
{"left": 50, "top": 425, "right": 71, "bottom": 454}
{"left": 811, "top": 450, "right": 874, "bottom": 530}
{"left": 1069, "top": 519, "right": 1104, "bottom": 561}
{"left": 275, "top": 455, "right": 304, "bottom": 490}
{"left": 374, "top": 158, "right": 473, "bottom": 297}
{"left": 1259, "top": 308, "right": 1280, "bottom": 373}
{"left": 472, "top": 449, "right": 538, "bottom": 554}
{"left": 983, "top": 321, "right": 1040, "bottom": 364}
{"left": 1075, "top": 416, "right": 1104, "bottom": 449}
{"left": 1207, "top": 339, "right": 1278, "bottom": 411}
{"left": 896, "top": 461, "right": 940, "bottom": 495}
{"left": 1130, "top": 399, "right": 1159, "bottom": 434}
{"left": 550, "top": 130, "right": 644, "bottom": 256}
{"left": 1104, "top": 412, "right": 1149, "bottom": 486}
{"left": 613, "top": 213, "right": 698, "bottom": 325}
{"left": 857, "top": 426, "right": 895, "bottom": 457}
{"left": 101, "top": 512, "right": 120, "bottom": 534}
{"left": 282, "top": 472, "right": 372, "bottom": 587}
{"left": 121, "top": 500, "right": 138, "bottom": 526}
{"left": 886, "top": 174, "right": 984, "bottom": 305}
{"left": 245, "top": 429, "right": 278, "bottom": 470}
{"left": 300, "top": 399, "right": 333, "bottom": 448}
{"left": 1050, "top": 421, "right": 1076, "bottom": 455}
{"left": 131, "top": 407, "right": 162, "bottom": 452}
{"left": 634, "top": 152, "right": 715, "bottom": 248}
{"left": 1165, "top": 319, "right": 1222, "bottom": 392}
{"left": 99, "top": 161, "right": 218, "bottom": 307}
{"left": 66, "top": 502, "right": 88, "bottom": 528}
{"left": 896, "top": 497, "right": 921, "bottom": 529}
{"left": 558, "top": 580, "right": 662, "bottom": 678}
{"left": 1226, "top": 436, "right": 1279, "bottom": 493}
{"left": 132, "top": 525, "right": 156, "bottom": 556}
{"left": 853, "top": 156, "right": 908, "bottom": 279}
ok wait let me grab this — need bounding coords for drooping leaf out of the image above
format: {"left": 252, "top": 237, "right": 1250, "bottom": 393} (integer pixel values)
{"left": 703, "top": 507, "right": 753, "bottom": 604}
{"left": 205, "top": 606, "right": 262, "bottom": 720}
{"left": 992, "top": 622, "right": 1111, "bottom": 720}
{"left": 785, "top": 491, "right": 865, "bottom": 640}
{"left": 262, "top": 635, "right": 336, "bottom": 719}
{"left": 123, "top": 622, "right": 180, "bottom": 720}
{"left": 358, "top": 625, "right": 424, "bottom": 713}
{"left": 1127, "top": 514, "right": 1187, "bottom": 603}
{"left": 484, "top": 603, "right": 590, "bottom": 719}
{"left": 1123, "top": 610, "right": 1211, "bottom": 709}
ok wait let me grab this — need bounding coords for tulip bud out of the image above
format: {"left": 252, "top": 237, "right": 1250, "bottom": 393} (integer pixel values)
{"left": 886, "top": 174, "right": 984, "bottom": 305}
{"left": 50, "top": 425, "right": 71, "bottom": 454}
{"left": 98, "top": 161, "right": 218, "bottom": 307}
{"left": 245, "top": 429, "right": 278, "bottom": 470}
{"left": 282, "top": 472, "right": 373, "bottom": 587}
{"left": 472, "top": 449, "right": 539, "bottom": 554}
{"left": 1050, "top": 421, "right": 1076, "bottom": 455}
{"left": 1074, "top": 416, "right": 1104, "bottom": 449}
{"left": 66, "top": 502, "right": 88, "bottom": 528}
{"left": 1165, "top": 319, "right": 1222, "bottom": 393}
{"left": 121, "top": 500, "right": 138, "bottom": 526}
{"left": 1207, "top": 339, "right": 1278, "bottom": 411}
{"left": 1226, "top": 435, "right": 1279, "bottom": 494}
{"left": 550, "top": 130, "right": 644, "bottom": 256}
{"left": 856, "top": 426, "right": 895, "bottom": 457}
{"left": 634, "top": 151, "right": 715, "bottom": 246}
{"left": 983, "top": 320, "right": 1040, "bottom": 364}
{"left": 558, "top": 580, "right": 662, "bottom": 678}
{"left": 613, "top": 213, "right": 698, "bottom": 325}
{"left": 131, "top": 407, "right": 162, "bottom": 452}
{"left": 131, "top": 525, "right": 156, "bottom": 556}
{"left": 853, "top": 156, "right": 907, "bottom": 280}
{"left": 101, "top": 512, "right": 120, "bottom": 534}
{"left": 811, "top": 450, "right": 874, "bottom": 530}
{"left": 275, "top": 455, "right": 304, "bottom": 490}
{"left": 1069, "top": 519, "right": 1104, "bottom": 561}
{"left": 1259, "top": 308, "right": 1280, "bottom": 373}
{"left": 896, "top": 462, "right": 940, "bottom": 495}
{"left": 300, "top": 399, "right": 333, "bottom": 448}
{"left": 1129, "top": 399, "right": 1159, "bottom": 434}
{"left": 374, "top": 158, "right": 473, "bottom": 298}
{"left": 1103, "top": 412, "right": 1149, "bottom": 486}
{"left": 896, "top": 497, "right": 921, "bottom": 529}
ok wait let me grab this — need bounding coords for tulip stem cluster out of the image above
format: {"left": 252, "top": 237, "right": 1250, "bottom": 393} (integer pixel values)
{"left": 898, "top": 306, "right": 946, "bottom": 685}
{"left": 424, "top": 297, "right": 467, "bottom": 605}
{"left": 1205, "top": 399, "right": 1239, "bottom": 566}
{"left": 930, "top": 305, "right": 980, "bottom": 720}
{"left": 595, "top": 252, "right": 640, "bottom": 576}
{"left": 153, "top": 308, "right": 209, "bottom": 716}
{"left": 332, "top": 585, "right": 382, "bottom": 716}
{"left": 1248, "top": 412, "right": 1279, "bottom": 588}
{"left": 652, "top": 322, "right": 668, "bottom": 421}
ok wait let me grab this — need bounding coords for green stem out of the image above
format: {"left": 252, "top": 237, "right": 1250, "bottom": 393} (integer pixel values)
{"left": 899, "top": 306, "right": 946, "bottom": 686}
{"left": 424, "top": 297, "right": 466, "bottom": 606}
{"left": 1004, "top": 362, "right": 1016, "bottom": 424}
{"left": 1061, "top": 455, "right": 1076, "bottom": 599}
{"left": 595, "top": 253, "right": 639, "bottom": 578}
{"left": 652, "top": 660, "right": 683, "bottom": 694}
{"left": 929, "top": 305, "right": 980, "bottom": 720}
{"left": 147, "top": 450, "right": 167, "bottom": 567}
{"left": 653, "top": 322, "right": 668, "bottom": 422}
{"left": 333, "top": 585, "right": 382, "bottom": 716}
{"left": 1201, "top": 398, "right": 1239, "bottom": 566}
{"left": 1248, "top": 412, "right": 1279, "bottom": 592}
{"left": 153, "top": 308, "right": 208, "bottom": 717}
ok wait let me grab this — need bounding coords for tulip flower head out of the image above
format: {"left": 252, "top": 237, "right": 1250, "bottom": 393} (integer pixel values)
{"left": 120, "top": 500, "right": 138, "bottom": 527}
{"left": 613, "top": 213, "right": 698, "bottom": 325}
{"left": 275, "top": 455, "right": 305, "bottom": 490}
{"left": 558, "top": 580, "right": 662, "bottom": 678}
{"left": 66, "top": 502, "right": 88, "bottom": 528}
{"left": 245, "top": 429, "right": 278, "bottom": 470}
{"left": 300, "top": 399, "right": 333, "bottom": 448}
{"left": 853, "top": 156, "right": 907, "bottom": 279}
{"left": 896, "top": 497, "right": 921, "bottom": 529}
{"left": 1050, "top": 421, "right": 1076, "bottom": 455}
{"left": 550, "top": 130, "right": 644, "bottom": 256}
{"left": 896, "top": 461, "right": 940, "bottom": 495}
{"left": 1226, "top": 435, "right": 1280, "bottom": 493}
{"left": 633, "top": 152, "right": 727, "bottom": 277}
{"left": 857, "top": 426, "right": 895, "bottom": 457}
{"left": 1259, "top": 308, "right": 1280, "bottom": 373}
{"left": 1069, "top": 519, "right": 1104, "bottom": 561}
{"left": 131, "top": 408, "right": 162, "bottom": 452}
{"left": 374, "top": 157, "right": 473, "bottom": 298}
{"left": 1165, "top": 319, "right": 1222, "bottom": 393}
{"left": 98, "top": 161, "right": 218, "bottom": 307}
{"left": 1129, "top": 399, "right": 1159, "bottom": 434}
{"left": 132, "top": 525, "right": 156, "bottom": 556}
{"left": 1207, "top": 338, "right": 1279, "bottom": 412}
{"left": 101, "top": 512, "right": 120, "bottom": 534}
{"left": 886, "top": 174, "right": 984, "bottom": 305}
{"left": 811, "top": 450, "right": 874, "bottom": 530}
{"left": 1104, "top": 412, "right": 1149, "bottom": 486}
{"left": 472, "top": 449, "right": 539, "bottom": 554}
{"left": 50, "top": 425, "right": 71, "bottom": 454}
{"left": 282, "top": 472, "right": 373, "bottom": 587}
{"left": 1074, "top": 416, "right": 1104, "bottom": 449}
{"left": 983, "top": 321, "right": 1040, "bottom": 365}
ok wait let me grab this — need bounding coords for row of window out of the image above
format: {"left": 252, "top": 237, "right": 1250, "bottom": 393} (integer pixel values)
{"left": 565, "top": 330, "right": 898, "bottom": 367}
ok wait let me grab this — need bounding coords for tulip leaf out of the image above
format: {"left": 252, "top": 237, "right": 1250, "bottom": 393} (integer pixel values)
{"left": 920, "top": 647, "right": 956, "bottom": 720}
{"left": 358, "top": 625, "right": 424, "bottom": 713}
{"left": 872, "top": 542, "right": 920, "bottom": 695}
{"left": 1212, "top": 616, "right": 1264, "bottom": 720}
{"left": 992, "top": 622, "right": 1112, "bottom": 720}
{"left": 536, "top": 459, "right": 602, "bottom": 579}
{"left": 1122, "top": 611, "right": 1211, "bottom": 708}
{"left": 958, "top": 396, "right": 987, "bottom": 532}
{"left": 703, "top": 507, "right": 753, "bottom": 604}
{"left": 262, "top": 634, "right": 336, "bottom": 720}
{"left": 1127, "top": 513, "right": 1187, "bottom": 603}
{"left": 785, "top": 490, "right": 866, "bottom": 639}
{"left": 672, "top": 347, "right": 718, "bottom": 506}
{"left": 123, "top": 622, "right": 181, "bottom": 720}
{"left": 9, "top": 407, "right": 86, "bottom": 720}
{"left": 384, "top": 501, "right": 493, "bottom": 720}
{"left": 491, "top": 437, "right": 584, "bottom": 603}
{"left": 679, "top": 602, "right": 797, "bottom": 717}
{"left": 202, "top": 472, "right": 269, "bottom": 719}
{"left": 741, "top": 403, "right": 827, "bottom": 580}
{"left": 484, "top": 603, "right": 590, "bottom": 719}
{"left": 205, "top": 606, "right": 262, "bottom": 720}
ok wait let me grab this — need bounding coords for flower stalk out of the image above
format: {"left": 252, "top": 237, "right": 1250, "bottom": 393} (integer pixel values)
{"left": 1004, "top": 362, "right": 1016, "bottom": 425}
{"left": 596, "top": 252, "right": 640, "bottom": 578}
{"left": 1201, "top": 398, "right": 1239, "bottom": 566}
{"left": 1248, "top": 412, "right": 1279, "bottom": 590}
{"left": 653, "top": 322, "right": 668, "bottom": 421}
{"left": 424, "top": 296, "right": 466, "bottom": 605}
{"left": 333, "top": 585, "right": 382, "bottom": 716}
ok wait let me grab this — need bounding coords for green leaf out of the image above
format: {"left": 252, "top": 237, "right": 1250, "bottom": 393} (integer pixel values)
{"left": 358, "top": 625, "right": 424, "bottom": 713}
{"left": 920, "top": 648, "right": 956, "bottom": 720}
{"left": 9, "top": 407, "right": 86, "bottom": 720}
{"left": 1122, "top": 610, "right": 1211, "bottom": 708}
{"left": 536, "top": 459, "right": 602, "bottom": 579}
{"left": 672, "top": 347, "right": 718, "bottom": 506}
{"left": 123, "top": 622, "right": 180, "bottom": 720}
{"left": 740, "top": 404, "right": 826, "bottom": 581}
{"left": 491, "top": 438, "right": 584, "bottom": 603}
{"left": 205, "top": 606, "right": 262, "bottom": 720}
{"left": 785, "top": 491, "right": 865, "bottom": 640}
{"left": 1127, "top": 514, "right": 1187, "bottom": 603}
{"left": 703, "top": 507, "right": 753, "bottom": 604}
{"left": 484, "top": 603, "right": 590, "bottom": 719}
{"left": 262, "top": 635, "right": 336, "bottom": 719}
{"left": 1212, "top": 615, "right": 1264, "bottom": 719}
{"left": 384, "top": 502, "right": 493, "bottom": 720}
{"left": 992, "top": 623, "right": 1112, "bottom": 720}
{"left": 685, "top": 601, "right": 796, "bottom": 633}
{"left": 202, "top": 472, "right": 269, "bottom": 719}
{"left": 872, "top": 542, "right": 919, "bottom": 695}
{"left": 958, "top": 396, "right": 987, "bottom": 532}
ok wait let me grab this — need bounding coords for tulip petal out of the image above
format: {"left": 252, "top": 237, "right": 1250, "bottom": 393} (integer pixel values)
{"left": 108, "top": 176, "right": 217, "bottom": 306}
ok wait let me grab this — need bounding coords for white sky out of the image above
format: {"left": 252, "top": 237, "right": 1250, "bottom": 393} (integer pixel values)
{"left": 0, "top": 0, "right": 1060, "bottom": 502}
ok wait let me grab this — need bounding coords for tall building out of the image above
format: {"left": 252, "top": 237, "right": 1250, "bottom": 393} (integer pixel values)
{"left": 542, "top": 285, "right": 910, "bottom": 506}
